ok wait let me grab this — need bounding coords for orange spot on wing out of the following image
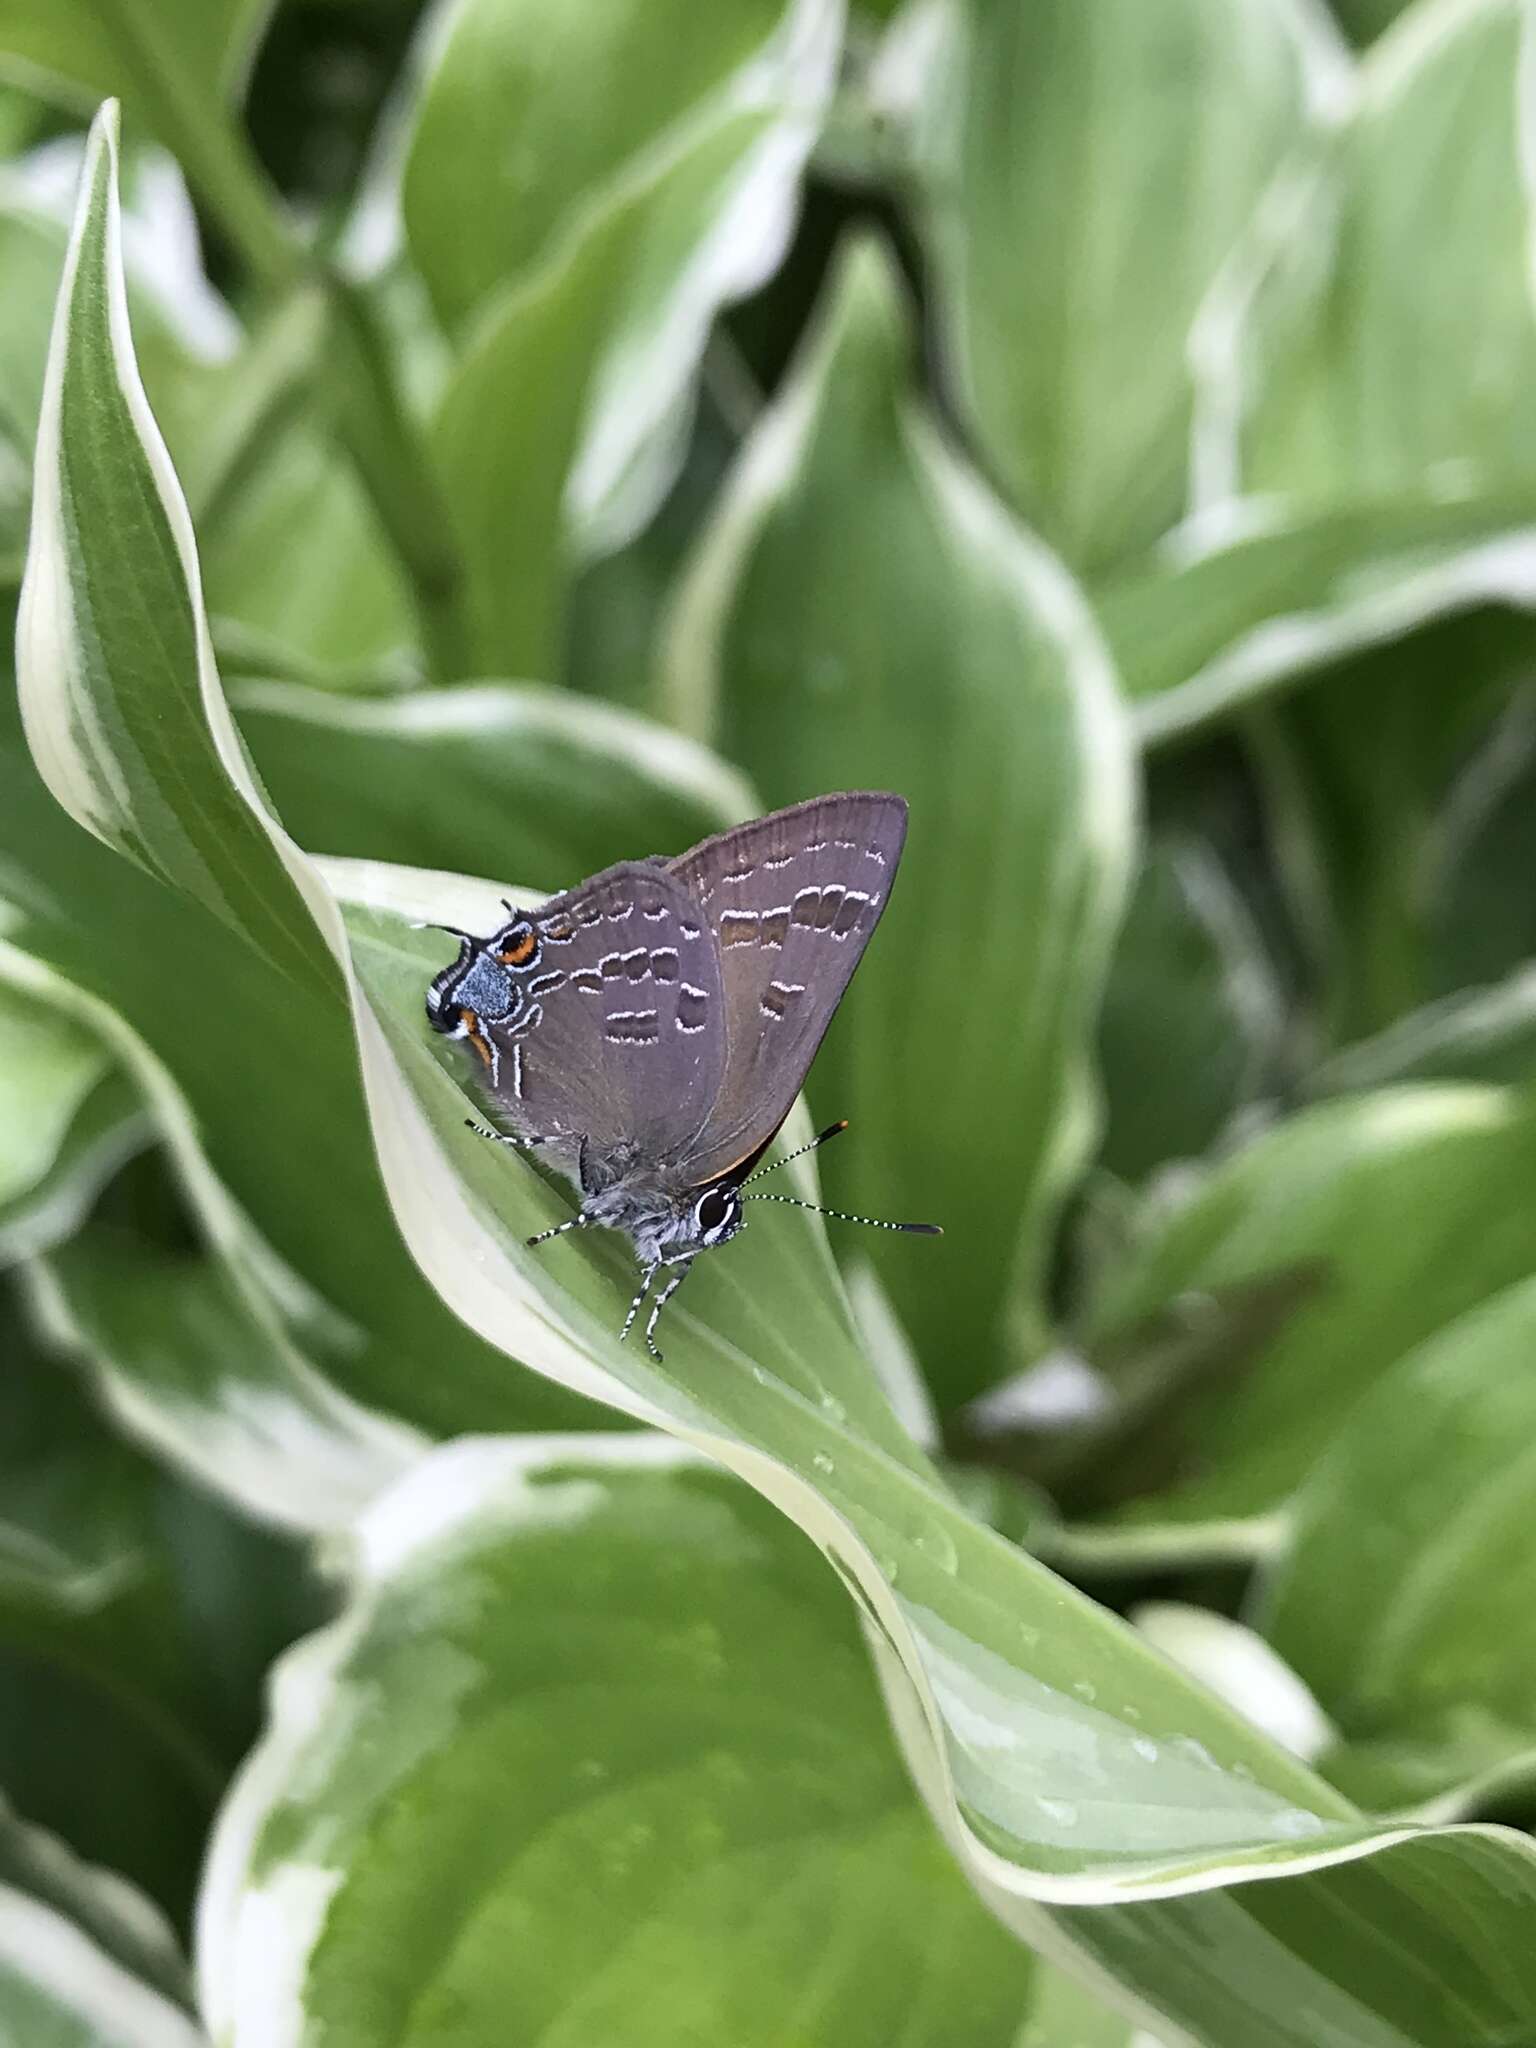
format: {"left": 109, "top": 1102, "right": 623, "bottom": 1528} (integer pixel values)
{"left": 462, "top": 1010, "right": 495, "bottom": 1068}
{"left": 499, "top": 930, "right": 538, "bottom": 966}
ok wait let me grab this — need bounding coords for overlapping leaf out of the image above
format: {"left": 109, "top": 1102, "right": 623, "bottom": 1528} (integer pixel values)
{"left": 1082, "top": 1083, "right": 1536, "bottom": 1525}
{"left": 664, "top": 235, "right": 1134, "bottom": 1395}
{"left": 24, "top": 97, "right": 1536, "bottom": 2047}
{"left": 0, "top": 1279, "right": 319, "bottom": 1915}
{"left": 0, "top": 0, "right": 266, "bottom": 113}
{"left": 402, "top": 0, "right": 825, "bottom": 333}
{"left": 199, "top": 1439, "right": 1035, "bottom": 2048}
{"left": 1098, "top": 840, "right": 1283, "bottom": 1182}
{"left": 0, "top": 975, "right": 144, "bottom": 1262}
{"left": 1093, "top": 0, "right": 1536, "bottom": 747}
{"left": 897, "top": 0, "right": 1344, "bottom": 574}
{"left": 428, "top": 0, "right": 842, "bottom": 680}
{"left": 1255, "top": 1274, "right": 1536, "bottom": 1814}
{"left": 0, "top": 1794, "right": 203, "bottom": 2047}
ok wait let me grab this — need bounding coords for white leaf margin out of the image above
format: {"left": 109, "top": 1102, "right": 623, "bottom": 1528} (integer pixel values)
{"left": 21, "top": 103, "right": 1536, "bottom": 1951}
{"left": 229, "top": 673, "right": 760, "bottom": 842}
{"left": 1145, "top": 0, "right": 1536, "bottom": 748}
{"left": 0, "top": 938, "right": 425, "bottom": 1532}
{"left": 0, "top": 1886, "right": 203, "bottom": 2048}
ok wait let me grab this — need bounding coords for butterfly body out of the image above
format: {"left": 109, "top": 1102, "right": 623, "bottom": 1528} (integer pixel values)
{"left": 425, "top": 793, "right": 933, "bottom": 1355}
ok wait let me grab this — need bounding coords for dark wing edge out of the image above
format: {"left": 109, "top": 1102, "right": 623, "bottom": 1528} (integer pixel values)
{"left": 668, "top": 792, "right": 909, "bottom": 1186}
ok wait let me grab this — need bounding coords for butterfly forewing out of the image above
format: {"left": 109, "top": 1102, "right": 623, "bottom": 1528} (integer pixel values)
{"left": 481, "top": 860, "right": 725, "bottom": 1160}
{"left": 667, "top": 792, "right": 907, "bottom": 1186}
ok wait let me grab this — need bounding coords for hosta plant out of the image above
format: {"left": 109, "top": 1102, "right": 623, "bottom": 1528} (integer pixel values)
{"left": 6, "top": 1, "right": 1536, "bottom": 2043}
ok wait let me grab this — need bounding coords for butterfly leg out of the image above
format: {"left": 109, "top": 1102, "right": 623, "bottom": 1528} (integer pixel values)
{"left": 644, "top": 1257, "right": 695, "bottom": 1363}
{"left": 465, "top": 1118, "right": 546, "bottom": 1151}
{"left": 526, "top": 1214, "right": 588, "bottom": 1249}
{"left": 620, "top": 1262, "right": 659, "bottom": 1346}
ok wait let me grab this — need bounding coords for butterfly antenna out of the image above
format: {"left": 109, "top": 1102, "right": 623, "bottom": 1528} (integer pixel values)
{"left": 742, "top": 1192, "right": 941, "bottom": 1235}
{"left": 740, "top": 1121, "right": 850, "bottom": 1186}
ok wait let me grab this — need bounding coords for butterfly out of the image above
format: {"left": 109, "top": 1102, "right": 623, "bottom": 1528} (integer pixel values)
{"left": 425, "top": 791, "right": 938, "bottom": 1358}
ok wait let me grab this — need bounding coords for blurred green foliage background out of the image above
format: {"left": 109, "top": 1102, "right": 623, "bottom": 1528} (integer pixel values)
{"left": 7, "top": 0, "right": 1536, "bottom": 2042}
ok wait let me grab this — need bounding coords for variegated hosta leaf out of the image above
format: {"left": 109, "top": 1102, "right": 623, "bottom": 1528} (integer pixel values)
{"left": 1109, "top": 0, "right": 1536, "bottom": 747}
{"left": 0, "top": 1792, "right": 191, "bottom": 2010}
{"left": 1254, "top": 1274, "right": 1536, "bottom": 1816}
{"left": 234, "top": 678, "right": 755, "bottom": 887}
{"left": 199, "top": 414, "right": 415, "bottom": 676}
{"left": 0, "top": 0, "right": 267, "bottom": 114}
{"left": 0, "top": 1278, "right": 321, "bottom": 1916}
{"left": 1305, "top": 964, "right": 1536, "bottom": 1097}
{"left": 199, "top": 1438, "right": 1035, "bottom": 2048}
{"left": 1101, "top": 492, "right": 1536, "bottom": 746}
{"left": 0, "top": 938, "right": 425, "bottom": 1531}
{"left": 0, "top": 1796, "right": 203, "bottom": 2048}
{"left": 403, "top": 0, "right": 835, "bottom": 334}
{"left": 1081, "top": 1084, "right": 1536, "bottom": 1527}
{"left": 0, "top": 969, "right": 146, "bottom": 1263}
{"left": 431, "top": 0, "right": 842, "bottom": 678}
{"left": 1097, "top": 839, "right": 1283, "bottom": 1183}
{"left": 1224, "top": 0, "right": 1536, "bottom": 514}
{"left": 1019, "top": 1969, "right": 1169, "bottom": 2048}
{"left": 1091, "top": 0, "right": 1536, "bottom": 747}
{"left": 1247, "top": 608, "right": 1536, "bottom": 1047}
{"left": 22, "top": 102, "right": 1536, "bottom": 2039}
{"left": 664, "top": 234, "right": 1134, "bottom": 1399}
{"left": 892, "top": 0, "right": 1345, "bottom": 575}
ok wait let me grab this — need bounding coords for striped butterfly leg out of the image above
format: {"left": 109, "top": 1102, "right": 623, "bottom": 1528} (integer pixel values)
{"left": 621, "top": 1262, "right": 660, "bottom": 1347}
{"left": 464, "top": 1117, "right": 548, "bottom": 1152}
{"left": 642, "top": 1256, "right": 695, "bottom": 1363}
{"left": 463, "top": 1119, "right": 587, "bottom": 1249}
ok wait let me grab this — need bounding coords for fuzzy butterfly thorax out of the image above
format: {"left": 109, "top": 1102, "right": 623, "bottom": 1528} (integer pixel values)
{"left": 425, "top": 792, "right": 938, "bottom": 1356}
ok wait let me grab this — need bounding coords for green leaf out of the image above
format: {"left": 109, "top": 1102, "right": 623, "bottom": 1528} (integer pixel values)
{"left": 433, "top": 10, "right": 839, "bottom": 679}
{"left": 0, "top": 1274, "right": 321, "bottom": 1917}
{"left": 1104, "top": 0, "right": 1536, "bottom": 745}
{"left": 0, "top": 973, "right": 144, "bottom": 1261}
{"left": 1306, "top": 965, "right": 1536, "bottom": 1096}
{"left": 13, "top": 117, "right": 334, "bottom": 1000}
{"left": 234, "top": 679, "right": 754, "bottom": 889}
{"left": 0, "top": 936, "right": 427, "bottom": 1529}
{"left": 1098, "top": 840, "right": 1283, "bottom": 1182}
{"left": 1243, "top": 610, "right": 1534, "bottom": 1044}
{"left": 1424, "top": 679, "right": 1536, "bottom": 1001}
{"left": 0, "top": 1792, "right": 191, "bottom": 2009}
{"left": 0, "top": 1, "right": 291, "bottom": 291}
{"left": 30, "top": 104, "right": 1536, "bottom": 2038}
{"left": 1230, "top": 0, "right": 1536, "bottom": 511}
{"left": 0, "top": 1797, "right": 203, "bottom": 2047}
{"left": 665, "top": 234, "right": 1134, "bottom": 1396}
{"left": 1018, "top": 1965, "right": 1161, "bottom": 2048}
{"left": 900, "top": 0, "right": 1343, "bottom": 574}
{"left": 200, "top": 421, "right": 415, "bottom": 675}
{"left": 0, "top": 181, "right": 227, "bottom": 596}
{"left": 0, "top": 0, "right": 265, "bottom": 109}
{"left": 1255, "top": 1274, "right": 1536, "bottom": 1813}
{"left": 1331, "top": 0, "right": 1417, "bottom": 41}
{"left": 1083, "top": 1083, "right": 1536, "bottom": 1523}
{"left": 200, "top": 1439, "right": 1034, "bottom": 2048}
{"left": 402, "top": 0, "right": 832, "bottom": 333}
{"left": 1101, "top": 492, "right": 1536, "bottom": 745}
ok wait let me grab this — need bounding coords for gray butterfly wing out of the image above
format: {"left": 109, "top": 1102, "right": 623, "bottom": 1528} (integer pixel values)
{"left": 482, "top": 860, "right": 725, "bottom": 1162}
{"left": 667, "top": 792, "right": 907, "bottom": 1186}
